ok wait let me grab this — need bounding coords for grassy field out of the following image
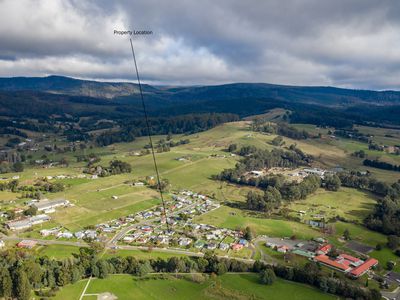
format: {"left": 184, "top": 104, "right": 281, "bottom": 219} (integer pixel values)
{"left": 333, "top": 221, "right": 387, "bottom": 246}
{"left": 103, "top": 249, "right": 188, "bottom": 260}
{"left": 194, "top": 206, "right": 320, "bottom": 240}
{"left": 36, "top": 244, "right": 81, "bottom": 259}
{"left": 54, "top": 273, "right": 337, "bottom": 300}
{"left": 287, "top": 188, "right": 378, "bottom": 223}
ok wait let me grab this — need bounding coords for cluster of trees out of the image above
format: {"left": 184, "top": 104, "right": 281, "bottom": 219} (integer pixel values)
{"left": 148, "top": 138, "right": 191, "bottom": 153}
{"left": 216, "top": 145, "right": 313, "bottom": 185}
{"left": 368, "top": 143, "right": 384, "bottom": 151}
{"left": 84, "top": 160, "right": 132, "bottom": 177}
{"left": 24, "top": 180, "right": 65, "bottom": 193}
{"left": 352, "top": 150, "right": 366, "bottom": 158}
{"left": 76, "top": 153, "right": 101, "bottom": 165}
{"left": 96, "top": 113, "right": 238, "bottom": 147}
{"left": 95, "top": 129, "right": 135, "bottom": 146}
{"left": 337, "top": 172, "right": 399, "bottom": 197}
{"left": 0, "top": 179, "right": 19, "bottom": 192}
{"left": 252, "top": 121, "right": 310, "bottom": 140}
{"left": 335, "top": 172, "right": 400, "bottom": 235}
{"left": 246, "top": 175, "right": 321, "bottom": 213}
{"left": 334, "top": 129, "right": 370, "bottom": 143}
{"left": 0, "top": 179, "right": 64, "bottom": 196}
{"left": 0, "top": 127, "right": 28, "bottom": 138}
{"left": 0, "top": 161, "right": 24, "bottom": 173}
{"left": 267, "top": 262, "right": 380, "bottom": 300}
{"left": 363, "top": 159, "right": 400, "bottom": 172}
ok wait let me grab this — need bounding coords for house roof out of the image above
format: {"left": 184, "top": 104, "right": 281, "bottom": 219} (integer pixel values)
{"left": 339, "top": 253, "right": 362, "bottom": 263}
{"left": 314, "top": 255, "right": 351, "bottom": 271}
{"left": 317, "top": 244, "right": 332, "bottom": 253}
{"left": 350, "top": 258, "right": 378, "bottom": 277}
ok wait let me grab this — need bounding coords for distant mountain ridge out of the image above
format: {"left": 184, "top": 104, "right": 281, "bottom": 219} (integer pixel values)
{"left": 0, "top": 75, "right": 399, "bottom": 107}
{"left": 0, "top": 75, "right": 157, "bottom": 99}
{"left": 1, "top": 75, "right": 400, "bottom": 128}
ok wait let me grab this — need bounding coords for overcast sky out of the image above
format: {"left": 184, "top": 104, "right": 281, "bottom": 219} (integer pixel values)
{"left": 0, "top": 0, "right": 399, "bottom": 89}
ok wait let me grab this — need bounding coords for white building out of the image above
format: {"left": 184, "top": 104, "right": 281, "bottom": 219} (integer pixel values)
{"left": 33, "top": 199, "right": 70, "bottom": 212}
{"left": 7, "top": 214, "right": 50, "bottom": 230}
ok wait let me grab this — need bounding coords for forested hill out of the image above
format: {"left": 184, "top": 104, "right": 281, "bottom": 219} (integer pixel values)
{"left": 1, "top": 75, "right": 400, "bottom": 106}
{"left": 0, "top": 75, "right": 156, "bottom": 99}
{"left": 1, "top": 75, "right": 400, "bottom": 128}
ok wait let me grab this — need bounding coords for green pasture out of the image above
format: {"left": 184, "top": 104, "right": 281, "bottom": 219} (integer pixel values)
{"left": 54, "top": 273, "right": 336, "bottom": 300}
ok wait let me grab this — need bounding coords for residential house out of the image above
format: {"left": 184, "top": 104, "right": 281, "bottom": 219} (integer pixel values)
{"left": 17, "top": 240, "right": 37, "bottom": 249}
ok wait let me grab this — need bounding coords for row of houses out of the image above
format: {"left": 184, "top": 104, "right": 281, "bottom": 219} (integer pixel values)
{"left": 40, "top": 227, "right": 97, "bottom": 240}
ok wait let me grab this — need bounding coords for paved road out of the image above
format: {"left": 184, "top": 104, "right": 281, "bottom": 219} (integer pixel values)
{"left": 1, "top": 234, "right": 257, "bottom": 265}
{"left": 382, "top": 287, "right": 400, "bottom": 300}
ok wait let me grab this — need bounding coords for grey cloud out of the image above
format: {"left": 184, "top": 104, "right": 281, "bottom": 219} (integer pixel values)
{"left": 0, "top": 0, "right": 399, "bottom": 89}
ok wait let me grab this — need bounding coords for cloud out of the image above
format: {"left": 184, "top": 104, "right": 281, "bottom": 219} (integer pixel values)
{"left": 0, "top": 0, "right": 399, "bottom": 89}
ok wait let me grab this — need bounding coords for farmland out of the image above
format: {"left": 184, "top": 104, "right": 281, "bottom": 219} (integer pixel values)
{"left": 1, "top": 120, "right": 400, "bottom": 299}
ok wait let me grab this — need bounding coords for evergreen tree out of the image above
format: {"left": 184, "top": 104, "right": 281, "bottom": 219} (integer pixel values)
{"left": 14, "top": 267, "right": 31, "bottom": 300}
{"left": 259, "top": 268, "right": 276, "bottom": 285}
{"left": 0, "top": 268, "right": 12, "bottom": 299}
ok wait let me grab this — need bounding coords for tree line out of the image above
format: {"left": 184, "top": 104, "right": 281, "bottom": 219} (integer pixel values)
{"left": 262, "top": 262, "right": 380, "bottom": 300}
{"left": 0, "top": 247, "right": 380, "bottom": 300}
{"left": 363, "top": 159, "right": 400, "bottom": 172}
{"left": 251, "top": 121, "right": 310, "bottom": 140}
{"left": 96, "top": 113, "right": 238, "bottom": 146}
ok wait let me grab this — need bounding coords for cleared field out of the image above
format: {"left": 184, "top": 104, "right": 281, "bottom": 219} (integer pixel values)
{"left": 36, "top": 244, "right": 80, "bottom": 259}
{"left": 54, "top": 274, "right": 336, "bottom": 300}
{"left": 53, "top": 278, "right": 89, "bottom": 300}
{"left": 369, "top": 247, "right": 400, "bottom": 272}
{"left": 194, "top": 205, "right": 320, "bottom": 240}
{"left": 55, "top": 197, "right": 160, "bottom": 231}
{"left": 103, "top": 249, "right": 187, "bottom": 260}
{"left": 287, "top": 188, "right": 378, "bottom": 222}
{"left": 333, "top": 221, "right": 387, "bottom": 246}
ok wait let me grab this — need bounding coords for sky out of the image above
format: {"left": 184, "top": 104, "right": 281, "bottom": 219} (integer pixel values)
{"left": 0, "top": 0, "right": 399, "bottom": 90}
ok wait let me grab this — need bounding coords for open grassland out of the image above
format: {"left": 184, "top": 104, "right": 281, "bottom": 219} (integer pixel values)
{"left": 287, "top": 188, "right": 378, "bottom": 222}
{"left": 33, "top": 245, "right": 190, "bottom": 261}
{"left": 333, "top": 221, "right": 387, "bottom": 246}
{"left": 36, "top": 244, "right": 80, "bottom": 259}
{"left": 54, "top": 274, "right": 336, "bottom": 300}
{"left": 53, "top": 278, "right": 89, "bottom": 300}
{"left": 194, "top": 206, "right": 320, "bottom": 240}
{"left": 369, "top": 247, "right": 400, "bottom": 273}
{"left": 103, "top": 249, "right": 187, "bottom": 260}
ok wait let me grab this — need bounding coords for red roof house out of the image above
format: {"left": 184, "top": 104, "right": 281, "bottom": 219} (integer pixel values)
{"left": 349, "top": 258, "right": 378, "bottom": 278}
{"left": 316, "top": 244, "right": 332, "bottom": 255}
{"left": 231, "top": 243, "right": 244, "bottom": 251}
{"left": 17, "top": 240, "right": 37, "bottom": 249}
{"left": 314, "top": 255, "right": 352, "bottom": 272}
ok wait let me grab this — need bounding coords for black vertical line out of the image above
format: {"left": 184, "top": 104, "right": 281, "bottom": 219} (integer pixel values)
{"left": 129, "top": 38, "right": 170, "bottom": 232}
